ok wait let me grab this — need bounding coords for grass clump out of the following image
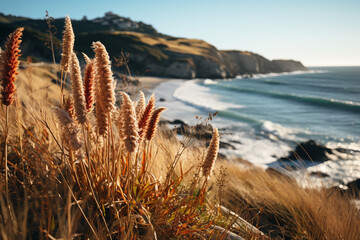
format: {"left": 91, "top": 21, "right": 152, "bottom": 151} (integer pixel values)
{"left": 0, "top": 18, "right": 224, "bottom": 240}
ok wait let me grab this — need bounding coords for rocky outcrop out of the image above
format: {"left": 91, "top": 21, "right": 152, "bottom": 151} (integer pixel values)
{"left": 220, "top": 51, "right": 307, "bottom": 77}
{"left": 344, "top": 179, "right": 360, "bottom": 198}
{"left": 272, "top": 60, "right": 307, "bottom": 72}
{"left": 279, "top": 140, "right": 333, "bottom": 163}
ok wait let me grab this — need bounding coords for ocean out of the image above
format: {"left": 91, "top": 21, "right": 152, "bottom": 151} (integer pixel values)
{"left": 154, "top": 66, "right": 360, "bottom": 187}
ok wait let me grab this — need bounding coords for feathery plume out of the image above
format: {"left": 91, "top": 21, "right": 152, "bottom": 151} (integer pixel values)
{"left": 0, "top": 27, "right": 23, "bottom": 106}
{"left": 60, "top": 16, "right": 75, "bottom": 73}
{"left": 136, "top": 91, "right": 146, "bottom": 120}
{"left": 146, "top": 107, "right": 167, "bottom": 141}
{"left": 138, "top": 94, "right": 155, "bottom": 139}
{"left": 92, "top": 41, "right": 116, "bottom": 114}
{"left": 202, "top": 127, "right": 220, "bottom": 179}
{"left": 54, "top": 108, "right": 82, "bottom": 151}
{"left": 92, "top": 56, "right": 107, "bottom": 135}
{"left": 117, "top": 106, "right": 125, "bottom": 140}
{"left": 120, "top": 92, "right": 139, "bottom": 153}
{"left": 95, "top": 98, "right": 108, "bottom": 135}
{"left": 82, "top": 52, "right": 91, "bottom": 64}
{"left": 93, "top": 62, "right": 108, "bottom": 135}
{"left": 82, "top": 53, "right": 95, "bottom": 113}
{"left": 92, "top": 41, "right": 115, "bottom": 135}
{"left": 70, "top": 52, "right": 87, "bottom": 124}
{"left": 63, "top": 95, "right": 75, "bottom": 119}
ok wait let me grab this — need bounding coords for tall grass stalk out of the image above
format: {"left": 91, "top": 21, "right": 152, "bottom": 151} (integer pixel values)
{"left": 4, "top": 106, "right": 8, "bottom": 196}
{"left": 0, "top": 27, "right": 23, "bottom": 197}
{"left": 45, "top": 11, "right": 56, "bottom": 66}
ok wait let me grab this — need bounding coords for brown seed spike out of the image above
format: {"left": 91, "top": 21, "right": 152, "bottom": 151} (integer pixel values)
{"left": 60, "top": 16, "right": 75, "bottom": 73}
{"left": 92, "top": 41, "right": 116, "bottom": 135}
{"left": 146, "top": 107, "right": 167, "bottom": 141}
{"left": 120, "top": 92, "right": 139, "bottom": 153}
{"left": 202, "top": 127, "right": 220, "bottom": 179}
{"left": 70, "top": 52, "right": 87, "bottom": 124}
{"left": 63, "top": 95, "right": 75, "bottom": 120}
{"left": 138, "top": 94, "right": 155, "bottom": 139}
{"left": 136, "top": 91, "right": 146, "bottom": 121}
{"left": 0, "top": 27, "right": 23, "bottom": 106}
{"left": 82, "top": 52, "right": 91, "bottom": 64}
{"left": 92, "top": 55, "right": 108, "bottom": 135}
{"left": 92, "top": 41, "right": 116, "bottom": 115}
{"left": 53, "top": 108, "right": 82, "bottom": 151}
{"left": 82, "top": 54, "right": 95, "bottom": 113}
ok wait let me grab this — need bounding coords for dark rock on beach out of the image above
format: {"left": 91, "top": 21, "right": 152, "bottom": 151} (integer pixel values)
{"left": 279, "top": 140, "right": 333, "bottom": 162}
{"left": 347, "top": 179, "right": 360, "bottom": 198}
{"left": 219, "top": 141, "right": 236, "bottom": 150}
{"left": 329, "top": 179, "right": 360, "bottom": 198}
{"left": 160, "top": 119, "right": 236, "bottom": 150}
{"left": 310, "top": 171, "right": 330, "bottom": 178}
{"left": 167, "top": 119, "right": 213, "bottom": 140}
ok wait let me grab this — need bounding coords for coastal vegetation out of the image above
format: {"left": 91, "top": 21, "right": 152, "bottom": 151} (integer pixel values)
{"left": 0, "top": 15, "right": 359, "bottom": 240}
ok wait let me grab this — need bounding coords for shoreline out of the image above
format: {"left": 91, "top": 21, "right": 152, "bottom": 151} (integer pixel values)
{"left": 135, "top": 76, "right": 177, "bottom": 93}
{"left": 133, "top": 68, "right": 322, "bottom": 92}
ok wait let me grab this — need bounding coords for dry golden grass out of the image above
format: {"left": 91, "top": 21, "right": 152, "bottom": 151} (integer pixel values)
{"left": 213, "top": 160, "right": 360, "bottom": 239}
{"left": 111, "top": 31, "right": 215, "bottom": 57}
{"left": 0, "top": 16, "right": 359, "bottom": 240}
{"left": 0, "top": 21, "right": 223, "bottom": 240}
{"left": 17, "top": 63, "right": 63, "bottom": 105}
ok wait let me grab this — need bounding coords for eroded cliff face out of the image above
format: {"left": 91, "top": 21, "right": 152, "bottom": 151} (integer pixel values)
{"left": 219, "top": 51, "right": 307, "bottom": 77}
{"left": 127, "top": 48, "right": 307, "bottom": 79}
{"left": 271, "top": 60, "right": 307, "bottom": 72}
{"left": 126, "top": 46, "right": 307, "bottom": 79}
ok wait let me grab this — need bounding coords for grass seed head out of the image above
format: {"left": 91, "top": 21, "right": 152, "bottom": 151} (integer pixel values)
{"left": 82, "top": 54, "right": 95, "bottom": 113}
{"left": 70, "top": 52, "right": 87, "bottom": 124}
{"left": 120, "top": 92, "right": 139, "bottom": 153}
{"left": 202, "top": 127, "right": 219, "bottom": 178}
{"left": 146, "top": 107, "right": 167, "bottom": 141}
{"left": 136, "top": 91, "right": 146, "bottom": 121}
{"left": 92, "top": 41, "right": 116, "bottom": 115}
{"left": 138, "top": 94, "right": 156, "bottom": 139}
{"left": 60, "top": 16, "right": 75, "bottom": 73}
{"left": 0, "top": 27, "right": 23, "bottom": 106}
{"left": 54, "top": 107, "right": 82, "bottom": 151}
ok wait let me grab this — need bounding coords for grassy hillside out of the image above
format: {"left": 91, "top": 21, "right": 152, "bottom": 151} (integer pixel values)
{"left": 0, "top": 12, "right": 306, "bottom": 79}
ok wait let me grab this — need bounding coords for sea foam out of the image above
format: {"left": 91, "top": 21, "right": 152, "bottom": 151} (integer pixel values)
{"left": 173, "top": 80, "right": 243, "bottom": 111}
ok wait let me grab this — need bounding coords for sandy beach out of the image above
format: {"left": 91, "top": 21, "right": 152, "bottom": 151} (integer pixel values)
{"left": 136, "top": 76, "right": 176, "bottom": 92}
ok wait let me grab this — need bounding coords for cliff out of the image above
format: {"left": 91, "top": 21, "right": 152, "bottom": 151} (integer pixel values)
{"left": 220, "top": 51, "right": 307, "bottom": 76}
{"left": 0, "top": 12, "right": 307, "bottom": 79}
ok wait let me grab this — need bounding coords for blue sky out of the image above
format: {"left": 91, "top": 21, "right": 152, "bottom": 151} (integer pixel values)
{"left": 2, "top": 0, "right": 360, "bottom": 66}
